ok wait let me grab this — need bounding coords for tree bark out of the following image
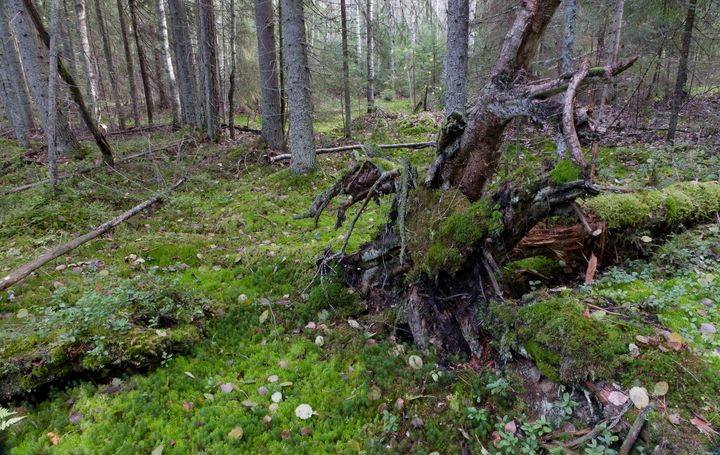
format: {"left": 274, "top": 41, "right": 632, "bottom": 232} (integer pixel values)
{"left": 666, "top": 0, "right": 697, "bottom": 144}
{"left": 196, "top": 0, "right": 220, "bottom": 141}
{"left": 94, "top": 0, "right": 125, "bottom": 129}
{"left": 354, "top": 0, "right": 362, "bottom": 67}
{"left": 117, "top": 0, "right": 141, "bottom": 127}
{"left": 280, "top": 0, "right": 315, "bottom": 173}
{"left": 560, "top": 0, "right": 576, "bottom": 74}
{"left": 228, "top": 0, "right": 237, "bottom": 140}
{"left": 166, "top": 0, "right": 201, "bottom": 128}
{"left": 444, "top": 0, "right": 469, "bottom": 115}
{"left": 598, "top": 0, "right": 624, "bottom": 118}
{"left": 253, "top": 0, "right": 284, "bottom": 149}
{"left": 156, "top": 0, "right": 181, "bottom": 127}
{"left": 8, "top": 0, "right": 86, "bottom": 158}
{"left": 365, "top": 0, "right": 374, "bottom": 113}
{"left": 73, "top": 0, "right": 99, "bottom": 119}
{"left": 128, "top": 0, "right": 154, "bottom": 126}
{"left": 340, "top": 0, "right": 352, "bottom": 138}
{"left": 0, "top": 16, "right": 32, "bottom": 148}
{"left": 48, "top": 0, "right": 59, "bottom": 191}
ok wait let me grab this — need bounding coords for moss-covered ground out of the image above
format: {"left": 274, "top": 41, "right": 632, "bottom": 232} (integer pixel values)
{"left": 1, "top": 109, "right": 719, "bottom": 453}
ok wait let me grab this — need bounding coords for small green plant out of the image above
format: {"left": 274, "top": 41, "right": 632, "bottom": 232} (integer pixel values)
{"left": 0, "top": 406, "right": 25, "bottom": 431}
{"left": 486, "top": 377, "right": 509, "bottom": 395}
{"left": 382, "top": 410, "right": 399, "bottom": 433}
{"left": 554, "top": 392, "right": 577, "bottom": 418}
{"left": 465, "top": 406, "right": 492, "bottom": 438}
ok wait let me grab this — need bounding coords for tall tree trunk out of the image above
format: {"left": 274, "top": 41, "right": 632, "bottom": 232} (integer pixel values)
{"left": 128, "top": 0, "right": 154, "bottom": 126}
{"left": 94, "top": 0, "right": 125, "bottom": 129}
{"left": 598, "top": 0, "right": 624, "bottom": 118}
{"left": 117, "top": 0, "right": 141, "bottom": 127}
{"left": 354, "top": 0, "right": 362, "bottom": 67}
{"left": 253, "top": 0, "right": 284, "bottom": 149}
{"left": 156, "top": 0, "right": 181, "bottom": 126}
{"left": 228, "top": 0, "right": 237, "bottom": 139}
{"left": 387, "top": 0, "right": 396, "bottom": 94}
{"left": 8, "top": 0, "right": 86, "bottom": 158}
{"left": 196, "top": 0, "right": 220, "bottom": 141}
{"left": 409, "top": 0, "right": 417, "bottom": 105}
{"left": 468, "top": 0, "right": 476, "bottom": 49}
{"left": 167, "top": 0, "right": 201, "bottom": 128}
{"left": 60, "top": 0, "right": 77, "bottom": 78}
{"left": 73, "top": 0, "right": 99, "bottom": 118}
{"left": 280, "top": 0, "right": 315, "bottom": 173}
{"left": 365, "top": 0, "right": 374, "bottom": 113}
{"left": 666, "top": 0, "right": 697, "bottom": 144}
{"left": 277, "top": 1, "right": 286, "bottom": 134}
{"left": 444, "top": 0, "right": 469, "bottom": 115}
{"left": 48, "top": 0, "right": 59, "bottom": 190}
{"left": 340, "top": 0, "right": 352, "bottom": 138}
{"left": 560, "top": 0, "right": 575, "bottom": 74}
{"left": 0, "top": 8, "right": 33, "bottom": 147}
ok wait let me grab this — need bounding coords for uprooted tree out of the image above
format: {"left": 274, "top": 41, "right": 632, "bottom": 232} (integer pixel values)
{"left": 298, "top": 0, "right": 720, "bottom": 364}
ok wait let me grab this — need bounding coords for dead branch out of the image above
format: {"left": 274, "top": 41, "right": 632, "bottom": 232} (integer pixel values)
{"left": 619, "top": 405, "right": 653, "bottom": 455}
{"left": 561, "top": 404, "right": 630, "bottom": 449}
{"left": 269, "top": 141, "right": 436, "bottom": 163}
{"left": 0, "top": 179, "right": 185, "bottom": 291}
{"left": 562, "top": 60, "right": 591, "bottom": 168}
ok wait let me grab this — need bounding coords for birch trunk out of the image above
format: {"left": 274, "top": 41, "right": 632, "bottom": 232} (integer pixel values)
{"left": 128, "top": 0, "right": 154, "bottom": 126}
{"left": 166, "top": 0, "right": 201, "bottom": 128}
{"left": 253, "top": 0, "right": 284, "bottom": 149}
{"left": 444, "top": 0, "right": 469, "bottom": 115}
{"left": 8, "top": 0, "right": 85, "bottom": 158}
{"left": 94, "top": 0, "right": 125, "bottom": 129}
{"left": 73, "top": 0, "right": 99, "bottom": 119}
{"left": 340, "top": 0, "right": 352, "bottom": 138}
{"left": 280, "top": 0, "right": 315, "bottom": 173}
{"left": 354, "top": 0, "right": 361, "bottom": 67}
{"left": 666, "top": 0, "right": 697, "bottom": 144}
{"left": 365, "top": 0, "right": 374, "bottom": 113}
{"left": 117, "top": 0, "right": 141, "bottom": 127}
{"left": 156, "top": 0, "right": 181, "bottom": 126}
{"left": 196, "top": 0, "right": 220, "bottom": 140}
{"left": 560, "top": 0, "right": 576, "bottom": 74}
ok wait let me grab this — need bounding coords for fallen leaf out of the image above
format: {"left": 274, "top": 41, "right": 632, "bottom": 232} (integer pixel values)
{"left": 151, "top": 444, "right": 164, "bottom": 455}
{"left": 257, "top": 386, "right": 268, "bottom": 396}
{"left": 203, "top": 393, "right": 215, "bottom": 401}
{"left": 408, "top": 355, "right": 423, "bottom": 370}
{"left": 668, "top": 413, "right": 681, "bottom": 425}
{"left": 155, "top": 329, "right": 167, "bottom": 337}
{"left": 259, "top": 310, "right": 269, "bottom": 324}
{"left": 629, "top": 387, "right": 650, "bottom": 409}
{"left": 699, "top": 323, "right": 716, "bottom": 335}
{"left": 640, "top": 235, "right": 653, "bottom": 243}
{"left": 608, "top": 391, "right": 629, "bottom": 406}
{"left": 271, "top": 392, "right": 282, "bottom": 403}
{"left": 47, "top": 432, "right": 60, "bottom": 445}
{"left": 267, "top": 375, "right": 279, "bottom": 383}
{"left": 184, "top": 371, "right": 196, "bottom": 379}
{"left": 295, "top": 404, "right": 314, "bottom": 420}
{"left": 635, "top": 335, "right": 650, "bottom": 344}
{"left": 504, "top": 420, "right": 517, "bottom": 434}
{"left": 219, "top": 382, "right": 234, "bottom": 393}
{"left": 241, "top": 399, "right": 258, "bottom": 408}
{"left": 16, "top": 308, "right": 29, "bottom": 319}
{"left": 667, "top": 333, "right": 684, "bottom": 351}
{"left": 68, "top": 411, "right": 82, "bottom": 424}
{"left": 368, "top": 386, "right": 382, "bottom": 401}
{"left": 348, "top": 319, "right": 361, "bottom": 329}
{"left": 690, "top": 415, "right": 718, "bottom": 436}
{"left": 629, "top": 343, "right": 640, "bottom": 357}
{"left": 228, "top": 426, "right": 244, "bottom": 440}
{"left": 315, "top": 335, "right": 324, "bottom": 347}
{"left": 653, "top": 381, "right": 669, "bottom": 397}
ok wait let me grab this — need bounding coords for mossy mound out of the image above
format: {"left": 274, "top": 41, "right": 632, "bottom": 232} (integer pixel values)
{"left": 549, "top": 159, "right": 581, "bottom": 185}
{"left": 583, "top": 181, "right": 720, "bottom": 228}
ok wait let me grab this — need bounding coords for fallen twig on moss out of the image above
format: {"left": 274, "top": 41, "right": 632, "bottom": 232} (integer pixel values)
{"left": 0, "top": 179, "right": 185, "bottom": 291}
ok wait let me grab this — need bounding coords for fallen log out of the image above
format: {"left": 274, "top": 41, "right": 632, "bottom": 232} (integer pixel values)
{"left": 0, "top": 178, "right": 185, "bottom": 291}
{"left": 268, "top": 141, "right": 436, "bottom": 163}
{"left": 619, "top": 405, "right": 652, "bottom": 455}
{"left": 1, "top": 141, "right": 182, "bottom": 196}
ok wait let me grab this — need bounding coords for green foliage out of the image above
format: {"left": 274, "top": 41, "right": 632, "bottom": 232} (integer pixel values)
{"left": 549, "top": 159, "right": 581, "bottom": 184}
{"left": 0, "top": 407, "right": 25, "bottom": 432}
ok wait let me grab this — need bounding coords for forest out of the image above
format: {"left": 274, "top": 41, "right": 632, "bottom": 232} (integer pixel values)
{"left": 0, "top": 0, "right": 719, "bottom": 452}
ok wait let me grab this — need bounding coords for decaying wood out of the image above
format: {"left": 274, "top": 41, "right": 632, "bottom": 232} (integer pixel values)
{"left": 619, "top": 405, "right": 652, "bottom": 455}
{"left": 0, "top": 179, "right": 185, "bottom": 292}
{"left": 269, "top": 141, "right": 436, "bottom": 163}
{"left": 562, "top": 59, "right": 591, "bottom": 168}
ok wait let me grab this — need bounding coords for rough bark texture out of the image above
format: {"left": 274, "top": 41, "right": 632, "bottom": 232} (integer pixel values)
{"left": 8, "top": 0, "right": 85, "bottom": 158}
{"left": 156, "top": 0, "right": 181, "bottom": 127}
{"left": 560, "top": 0, "right": 575, "bottom": 74}
{"left": 94, "top": 0, "right": 125, "bottom": 129}
{"left": 167, "top": 0, "right": 200, "bottom": 128}
{"left": 228, "top": 0, "right": 237, "bottom": 139}
{"left": 0, "top": 17, "right": 32, "bottom": 147}
{"left": 598, "top": 0, "right": 624, "bottom": 117}
{"left": 196, "top": 0, "right": 220, "bottom": 141}
{"left": 73, "top": 0, "right": 99, "bottom": 119}
{"left": 280, "top": 0, "right": 315, "bottom": 173}
{"left": 117, "top": 0, "right": 141, "bottom": 127}
{"left": 666, "top": 0, "right": 697, "bottom": 144}
{"left": 340, "top": 0, "right": 352, "bottom": 138}
{"left": 365, "top": 0, "right": 374, "bottom": 113}
{"left": 48, "top": 0, "right": 59, "bottom": 190}
{"left": 0, "top": 6, "right": 34, "bottom": 143}
{"left": 444, "top": 0, "right": 469, "bottom": 115}
{"left": 253, "top": 0, "right": 284, "bottom": 149}
{"left": 128, "top": 0, "right": 154, "bottom": 126}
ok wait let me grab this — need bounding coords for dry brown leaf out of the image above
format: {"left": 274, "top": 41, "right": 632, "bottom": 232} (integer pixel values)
{"left": 584, "top": 253, "right": 598, "bottom": 285}
{"left": 668, "top": 413, "right": 681, "bottom": 425}
{"left": 690, "top": 416, "right": 718, "bottom": 436}
{"left": 47, "top": 432, "right": 60, "bottom": 445}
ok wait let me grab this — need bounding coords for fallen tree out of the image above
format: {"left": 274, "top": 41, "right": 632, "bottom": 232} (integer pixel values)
{"left": 0, "top": 178, "right": 185, "bottom": 291}
{"left": 268, "top": 141, "right": 436, "bottom": 163}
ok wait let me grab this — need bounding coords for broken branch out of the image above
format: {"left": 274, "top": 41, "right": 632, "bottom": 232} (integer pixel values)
{"left": 562, "top": 59, "right": 591, "bottom": 169}
{"left": 269, "top": 141, "right": 436, "bottom": 163}
{"left": 0, "top": 179, "right": 185, "bottom": 291}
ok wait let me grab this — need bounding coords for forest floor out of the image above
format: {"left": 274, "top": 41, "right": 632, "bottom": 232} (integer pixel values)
{"left": 0, "top": 99, "right": 719, "bottom": 454}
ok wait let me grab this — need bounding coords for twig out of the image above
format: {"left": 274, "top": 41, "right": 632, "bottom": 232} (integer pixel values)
{"left": 561, "top": 404, "right": 630, "bottom": 449}
{"left": 619, "top": 405, "right": 652, "bottom": 455}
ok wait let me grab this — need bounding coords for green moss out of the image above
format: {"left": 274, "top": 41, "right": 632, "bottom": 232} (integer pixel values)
{"left": 549, "top": 159, "right": 581, "bottom": 185}
{"left": 582, "top": 181, "right": 720, "bottom": 228}
{"left": 504, "top": 256, "right": 559, "bottom": 276}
